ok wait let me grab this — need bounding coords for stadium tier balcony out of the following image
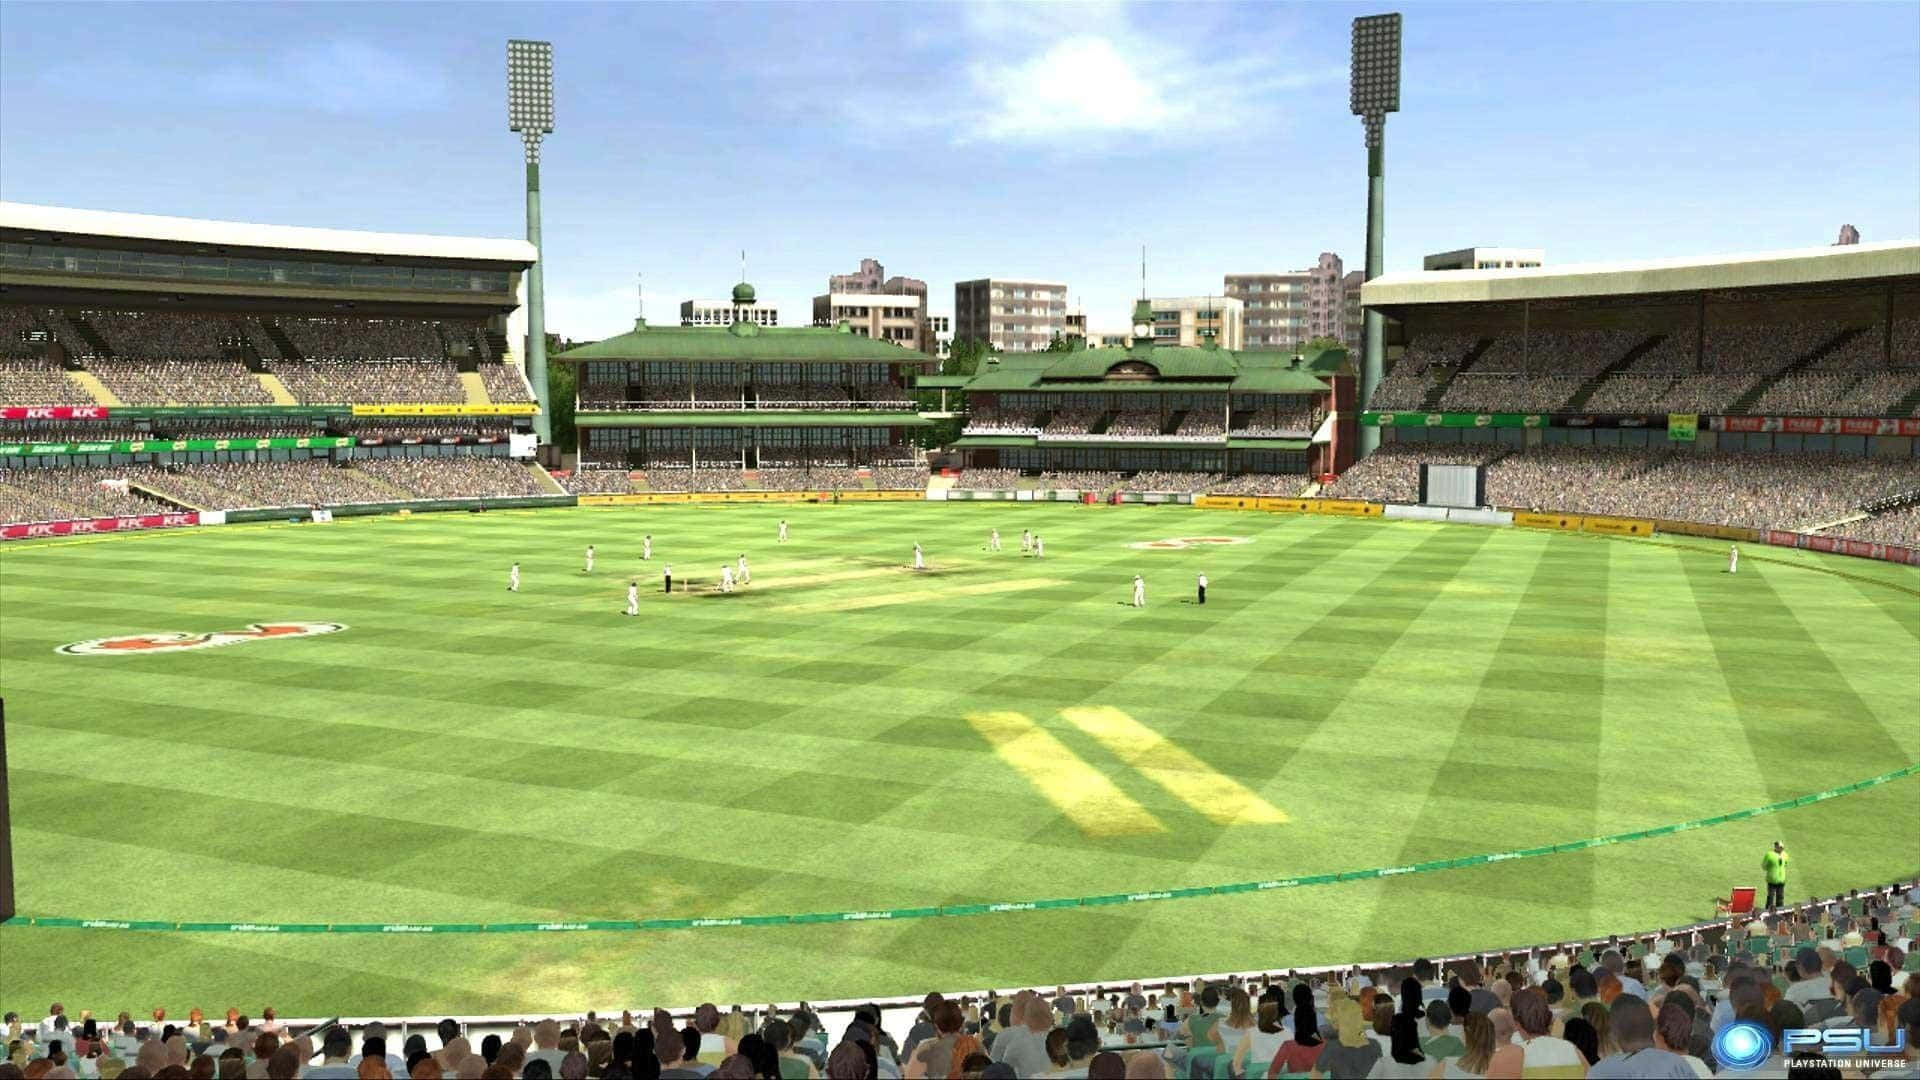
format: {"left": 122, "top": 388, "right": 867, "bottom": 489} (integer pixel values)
{"left": 1177, "top": 406, "right": 1228, "bottom": 438}
{"left": 135, "top": 461, "right": 393, "bottom": 510}
{"left": 1104, "top": 410, "right": 1163, "bottom": 438}
{"left": 1039, "top": 469, "right": 1122, "bottom": 492}
{"left": 1238, "top": 404, "right": 1318, "bottom": 436}
{"left": 1209, "top": 473, "right": 1308, "bottom": 495}
{"left": 267, "top": 360, "right": 466, "bottom": 404}
{"left": 1437, "top": 374, "right": 1586, "bottom": 413}
{"left": 1126, "top": 470, "right": 1220, "bottom": 493}
{"left": 963, "top": 406, "right": 1044, "bottom": 436}
{"left": 356, "top": 457, "right": 549, "bottom": 500}
{"left": 1366, "top": 372, "right": 1432, "bottom": 411}
{"left": 0, "top": 306, "right": 54, "bottom": 360}
{"left": 84, "top": 359, "right": 272, "bottom": 405}
{"left": 1043, "top": 407, "right": 1103, "bottom": 435}
{"left": 1473, "top": 328, "right": 1645, "bottom": 377}
{"left": 0, "top": 359, "right": 96, "bottom": 406}
{"left": 1829, "top": 373, "right": 1920, "bottom": 417}
{"left": 76, "top": 308, "right": 234, "bottom": 360}
{"left": 1835, "top": 504, "right": 1920, "bottom": 545}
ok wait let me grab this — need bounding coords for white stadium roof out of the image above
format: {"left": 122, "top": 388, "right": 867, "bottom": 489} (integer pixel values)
{"left": 0, "top": 202, "right": 536, "bottom": 265}
{"left": 1363, "top": 240, "right": 1920, "bottom": 308}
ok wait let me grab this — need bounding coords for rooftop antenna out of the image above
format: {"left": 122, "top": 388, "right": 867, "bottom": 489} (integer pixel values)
{"left": 1141, "top": 244, "right": 1147, "bottom": 300}
{"left": 740, "top": 249, "right": 747, "bottom": 284}
{"left": 636, "top": 272, "right": 644, "bottom": 322}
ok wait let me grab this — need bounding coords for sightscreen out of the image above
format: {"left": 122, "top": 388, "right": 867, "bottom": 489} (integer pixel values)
{"left": 1420, "top": 463, "right": 1485, "bottom": 508}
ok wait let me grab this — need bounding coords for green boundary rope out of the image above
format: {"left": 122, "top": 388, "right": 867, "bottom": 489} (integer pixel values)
{"left": 7, "top": 764, "right": 1914, "bottom": 935}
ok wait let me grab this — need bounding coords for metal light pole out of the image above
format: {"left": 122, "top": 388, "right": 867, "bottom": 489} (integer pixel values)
{"left": 508, "top": 39, "right": 555, "bottom": 443}
{"left": 1351, "top": 13, "right": 1401, "bottom": 457}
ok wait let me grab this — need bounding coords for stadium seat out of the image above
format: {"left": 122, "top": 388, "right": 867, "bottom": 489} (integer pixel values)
{"left": 1844, "top": 945, "right": 1870, "bottom": 966}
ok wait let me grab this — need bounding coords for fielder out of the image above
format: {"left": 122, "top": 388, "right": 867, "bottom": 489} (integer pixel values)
{"left": 721, "top": 564, "right": 736, "bottom": 593}
{"left": 989, "top": 528, "right": 1002, "bottom": 552}
{"left": 778, "top": 519, "right": 789, "bottom": 543}
{"left": 625, "top": 580, "right": 639, "bottom": 616}
{"left": 584, "top": 545, "right": 595, "bottom": 573}
{"left": 1034, "top": 535, "right": 1045, "bottom": 559}
{"left": 1132, "top": 574, "right": 1146, "bottom": 608}
{"left": 1021, "top": 529, "right": 1032, "bottom": 554}
{"left": 738, "top": 554, "right": 751, "bottom": 585}
{"left": 1728, "top": 544, "right": 1739, "bottom": 574}
{"left": 913, "top": 542, "right": 926, "bottom": 571}
{"left": 508, "top": 562, "right": 520, "bottom": 592}
{"left": 642, "top": 534, "right": 652, "bottom": 561}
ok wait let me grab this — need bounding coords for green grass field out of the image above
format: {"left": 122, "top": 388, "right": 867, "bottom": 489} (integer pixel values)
{"left": 1, "top": 502, "right": 1916, "bottom": 1014}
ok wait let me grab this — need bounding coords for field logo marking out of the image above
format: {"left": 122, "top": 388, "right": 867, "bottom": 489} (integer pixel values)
{"left": 58, "top": 621, "right": 346, "bottom": 656}
{"left": 1127, "top": 536, "right": 1252, "bottom": 550}
{"left": 966, "top": 711, "right": 1167, "bottom": 837}
{"left": 1060, "top": 706, "right": 1289, "bottom": 826}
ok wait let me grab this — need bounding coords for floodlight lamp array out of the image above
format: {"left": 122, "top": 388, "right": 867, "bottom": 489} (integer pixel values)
{"left": 1349, "top": 13, "right": 1401, "bottom": 118}
{"left": 507, "top": 40, "right": 555, "bottom": 135}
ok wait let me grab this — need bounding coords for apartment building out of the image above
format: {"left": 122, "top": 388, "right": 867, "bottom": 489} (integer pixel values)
{"left": 812, "top": 292, "right": 926, "bottom": 349}
{"left": 1225, "top": 253, "right": 1349, "bottom": 351}
{"left": 954, "top": 278, "right": 1068, "bottom": 352}
{"left": 1147, "top": 296, "right": 1245, "bottom": 349}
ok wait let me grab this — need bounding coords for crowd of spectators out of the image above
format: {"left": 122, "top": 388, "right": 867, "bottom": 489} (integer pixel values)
{"left": 1437, "top": 374, "right": 1586, "bottom": 414}
{"left": 357, "top": 458, "right": 550, "bottom": 500}
{"left": 85, "top": 360, "right": 272, "bottom": 406}
{"left": 0, "top": 307, "right": 52, "bottom": 360}
{"left": 1828, "top": 375, "right": 1920, "bottom": 418}
{"left": 476, "top": 363, "right": 535, "bottom": 403}
{"left": 1044, "top": 408, "right": 1103, "bottom": 435}
{"left": 0, "top": 467, "right": 173, "bottom": 524}
{"left": 132, "top": 461, "right": 392, "bottom": 510}
{"left": 1038, "top": 470, "right": 1122, "bottom": 492}
{"left": 953, "top": 468, "right": 1019, "bottom": 490}
{"left": 18, "top": 886, "right": 1911, "bottom": 1079}
{"left": 1124, "top": 471, "right": 1220, "bottom": 493}
{"left": 963, "top": 407, "right": 1043, "bottom": 436}
{"left": 338, "top": 423, "right": 483, "bottom": 444}
{"left": 1176, "top": 406, "right": 1227, "bottom": 438}
{"left": 268, "top": 361, "right": 467, "bottom": 405}
{"left": 73, "top": 310, "right": 232, "bottom": 361}
{"left": 1104, "top": 411, "right": 1163, "bottom": 438}
{"left": 1209, "top": 473, "right": 1309, "bottom": 496}
{"left": 644, "top": 467, "right": 745, "bottom": 492}
{"left": 870, "top": 465, "right": 929, "bottom": 490}
{"left": 158, "top": 421, "right": 320, "bottom": 441}
{"left": 1236, "top": 403, "right": 1319, "bottom": 437}
{"left": 0, "top": 423, "right": 153, "bottom": 444}
{"left": 1323, "top": 444, "right": 1508, "bottom": 504}
{"left": 1834, "top": 504, "right": 1920, "bottom": 547}
{"left": 559, "top": 469, "right": 634, "bottom": 495}
{"left": 277, "top": 317, "right": 446, "bottom": 362}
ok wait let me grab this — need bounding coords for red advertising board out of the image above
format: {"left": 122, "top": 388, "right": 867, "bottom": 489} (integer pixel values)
{"left": 1, "top": 511, "right": 197, "bottom": 541}
{"left": 1710, "top": 416, "right": 1920, "bottom": 436}
{"left": 1766, "top": 530, "right": 1801, "bottom": 548}
{"left": 1806, "top": 535, "right": 1839, "bottom": 553}
{"left": 1781, "top": 416, "right": 1826, "bottom": 434}
{"left": 0, "top": 406, "right": 112, "bottom": 421}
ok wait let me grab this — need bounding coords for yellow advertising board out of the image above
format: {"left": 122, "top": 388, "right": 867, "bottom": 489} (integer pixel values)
{"left": 1307, "top": 498, "right": 1383, "bottom": 517}
{"left": 1194, "top": 495, "right": 1259, "bottom": 511}
{"left": 350, "top": 403, "right": 539, "bottom": 417}
{"left": 840, "top": 489, "right": 925, "bottom": 501}
{"left": 1255, "top": 498, "right": 1311, "bottom": 513}
{"left": 1581, "top": 515, "right": 1654, "bottom": 537}
{"left": 1514, "top": 511, "right": 1584, "bottom": 532}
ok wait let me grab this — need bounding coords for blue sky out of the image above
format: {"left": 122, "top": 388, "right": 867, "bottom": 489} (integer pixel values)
{"left": 2, "top": 2, "right": 1915, "bottom": 341}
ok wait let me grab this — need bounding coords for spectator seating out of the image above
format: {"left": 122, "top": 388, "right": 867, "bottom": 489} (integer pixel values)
{"left": 0, "top": 360, "right": 95, "bottom": 405}
{"left": 1209, "top": 473, "right": 1309, "bottom": 495}
{"left": 954, "top": 468, "right": 1019, "bottom": 490}
{"left": 267, "top": 360, "right": 466, "bottom": 404}
{"left": 275, "top": 317, "right": 446, "bottom": 361}
{"left": 1038, "top": 470, "right": 1121, "bottom": 492}
{"left": 356, "top": 457, "right": 549, "bottom": 500}
{"left": 0, "top": 467, "right": 173, "bottom": 524}
{"left": 0, "top": 306, "right": 52, "bottom": 360}
{"left": 1125, "top": 471, "right": 1220, "bottom": 493}
{"left": 475, "top": 362, "right": 535, "bottom": 403}
{"left": 85, "top": 359, "right": 272, "bottom": 405}
{"left": 558, "top": 469, "right": 632, "bottom": 495}
{"left": 1323, "top": 444, "right": 1508, "bottom": 504}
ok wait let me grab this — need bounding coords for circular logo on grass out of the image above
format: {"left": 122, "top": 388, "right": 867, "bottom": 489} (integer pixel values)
{"left": 1127, "top": 536, "right": 1252, "bottom": 550}
{"left": 59, "top": 622, "right": 347, "bottom": 656}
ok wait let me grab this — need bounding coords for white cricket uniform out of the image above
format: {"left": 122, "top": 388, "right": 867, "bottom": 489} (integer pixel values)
{"left": 778, "top": 521, "right": 789, "bottom": 542}
{"left": 738, "top": 556, "right": 751, "bottom": 584}
{"left": 990, "top": 530, "right": 1001, "bottom": 552}
{"left": 913, "top": 545, "right": 925, "bottom": 570}
{"left": 1132, "top": 578, "right": 1145, "bottom": 608}
{"left": 1022, "top": 531, "right": 1032, "bottom": 552}
{"left": 1035, "top": 537, "right": 1045, "bottom": 559}
{"left": 585, "top": 547, "right": 595, "bottom": 572}
{"left": 508, "top": 566, "right": 519, "bottom": 592}
{"left": 626, "top": 584, "right": 639, "bottom": 616}
{"left": 721, "top": 566, "right": 735, "bottom": 592}
{"left": 643, "top": 537, "right": 652, "bottom": 560}
{"left": 1729, "top": 545, "right": 1739, "bottom": 574}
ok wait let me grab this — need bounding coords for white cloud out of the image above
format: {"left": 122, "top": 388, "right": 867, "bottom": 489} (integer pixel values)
{"left": 969, "top": 36, "right": 1178, "bottom": 140}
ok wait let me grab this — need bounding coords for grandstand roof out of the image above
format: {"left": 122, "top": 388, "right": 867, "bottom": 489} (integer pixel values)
{"left": 945, "top": 341, "right": 1334, "bottom": 394}
{"left": 1363, "top": 240, "right": 1920, "bottom": 310}
{"left": 0, "top": 202, "right": 536, "bottom": 266}
{"left": 555, "top": 319, "right": 930, "bottom": 363}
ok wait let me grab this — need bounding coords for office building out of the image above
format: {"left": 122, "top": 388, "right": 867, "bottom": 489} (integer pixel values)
{"left": 954, "top": 278, "right": 1068, "bottom": 352}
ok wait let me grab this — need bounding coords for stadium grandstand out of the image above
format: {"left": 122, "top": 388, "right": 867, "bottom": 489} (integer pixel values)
{"left": 0, "top": 203, "right": 558, "bottom": 530}
{"left": 1346, "top": 242, "right": 1920, "bottom": 547}
{"left": 934, "top": 300, "right": 1352, "bottom": 497}
{"left": 554, "top": 281, "right": 935, "bottom": 495}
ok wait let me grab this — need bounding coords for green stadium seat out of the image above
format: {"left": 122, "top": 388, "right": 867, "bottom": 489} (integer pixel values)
{"left": 1244, "top": 1062, "right": 1270, "bottom": 1080}
{"left": 1772, "top": 973, "right": 1791, "bottom": 992}
{"left": 1748, "top": 938, "right": 1772, "bottom": 955}
{"left": 1214, "top": 1054, "right": 1235, "bottom": 1079}
{"left": 1844, "top": 945, "right": 1870, "bottom": 966}
{"left": 1187, "top": 1046, "right": 1219, "bottom": 1080}
{"left": 1629, "top": 942, "right": 1648, "bottom": 959}
{"left": 1849, "top": 898, "right": 1866, "bottom": 917}
{"left": 1904, "top": 951, "right": 1920, "bottom": 973}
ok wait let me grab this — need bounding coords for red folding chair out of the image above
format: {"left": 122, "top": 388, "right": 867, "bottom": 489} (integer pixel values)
{"left": 1717, "top": 887, "right": 1757, "bottom": 916}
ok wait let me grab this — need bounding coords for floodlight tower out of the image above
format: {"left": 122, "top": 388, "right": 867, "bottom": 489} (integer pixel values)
{"left": 508, "top": 39, "right": 555, "bottom": 443}
{"left": 1351, "top": 13, "right": 1401, "bottom": 457}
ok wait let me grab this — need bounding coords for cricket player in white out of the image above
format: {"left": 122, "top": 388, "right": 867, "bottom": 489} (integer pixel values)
{"left": 584, "top": 545, "right": 595, "bottom": 573}
{"left": 913, "top": 542, "right": 925, "bottom": 571}
{"left": 1728, "top": 544, "right": 1739, "bottom": 574}
{"left": 508, "top": 562, "right": 520, "bottom": 592}
{"left": 1021, "top": 529, "right": 1032, "bottom": 553}
{"left": 1197, "top": 572, "right": 1208, "bottom": 605}
{"left": 1034, "top": 535, "right": 1045, "bottom": 559}
{"left": 989, "top": 528, "right": 1001, "bottom": 552}
{"left": 721, "top": 564, "right": 736, "bottom": 593}
{"left": 738, "top": 554, "right": 751, "bottom": 584}
{"left": 642, "top": 535, "right": 652, "bottom": 560}
{"left": 1132, "top": 574, "right": 1146, "bottom": 608}
{"left": 626, "top": 581, "right": 639, "bottom": 616}
{"left": 778, "top": 519, "right": 789, "bottom": 543}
